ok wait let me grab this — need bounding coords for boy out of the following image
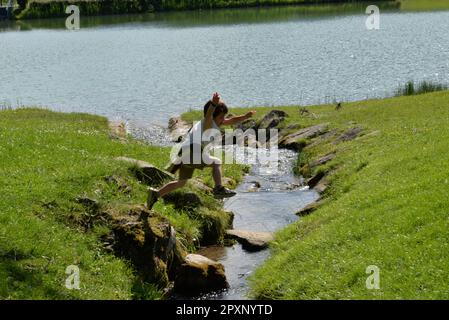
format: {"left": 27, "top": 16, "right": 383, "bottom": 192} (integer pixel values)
{"left": 146, "top": 92, "right": 256, "bottom": 209}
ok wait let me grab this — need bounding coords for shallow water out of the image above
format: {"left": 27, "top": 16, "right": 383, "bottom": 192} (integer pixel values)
{"left": 195, "top": 147, "right": 319, "bottom": 300}
{"left": 1, "top": 4, "right": 449, "bottom": 129}
{"left": 155, "top": 142, "right": 319, "bottom": 300}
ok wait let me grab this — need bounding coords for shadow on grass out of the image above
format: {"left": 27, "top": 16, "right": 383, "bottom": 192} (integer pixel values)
{"left": 0, "top": 249, "right": 76, "bottom": 299}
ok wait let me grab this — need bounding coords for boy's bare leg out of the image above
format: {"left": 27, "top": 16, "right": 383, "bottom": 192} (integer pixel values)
{"left": 147, "top": 179, "right": 187, "bottom": 209}
{"left": 212, "top": 163, "right": 222, "bottom": 187}
{"left": 157, "top": 179, "right": 187, "bottom": 198}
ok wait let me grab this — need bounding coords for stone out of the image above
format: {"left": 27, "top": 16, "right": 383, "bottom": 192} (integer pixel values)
{"left": 174, "top": 254, "right": 229, "bottom": 295}
{"left": 108, "top": 121, "right": 127, "bottom": 140}
{"left": 196, "top": 245, "right": 226, "bottom": 262}
{"left": 107, "top": 205, "right": 185, "bottom": 287}
{"left": 303, "top": 129, "right": 339, "bottom": 150}
{"left": 168, "top": 116, "right": 191, "bottom": 143}
{"left": 234, "top": 111, "right": 287, "bottom": 145}
{"left": 115, "top": 156, "right": 174, "bottom": 187}
{"left": 279, "top": 124, "right": 329, "bottom": 151}
{"left": 279, "top": 123, "right": 302, "bottom": 137}
{"left": 235, "top": 119, "right": 257, "bottom": 132}
{"left": 189, "top": 178, "right": 213, "bottom": 194}
{"left": 257, "top": 110, "right": 288, "bottom": 130}
{"left": 229, "top": 120, "right": 258, "bottom": 147}
{"left": 309, "top": 152, "right": 336, "bottom": 169}
{"left": 307, "top": 171, "right": 326, "bottom": 189}
{"left": 296, "top": 201, "right": 322, "bottom": 216}
{"left": 334, "top": 127, "right": 363, "bottom": 143}
{"left": 225, "top": 229, "right": 274, "bottom": 252}
{"left": 222, "top": 177, "right": 236, "bottom": 188}
{"left": 251, "top": 181, "right": 262, "bottom": 188}
{"left": 314, "top": 179, "right": 330, "bottom": 194}
{"left": 247, "top": 181, "right": 261, "bottom": 192}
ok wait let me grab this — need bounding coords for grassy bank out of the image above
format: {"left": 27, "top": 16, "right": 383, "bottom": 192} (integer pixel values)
{"left": 2, "top": 91, "right": 448, "bottom": 299}
{"left": 182, "top": 90, "right": 449, "bottom": 299}
{"left": 0, "top": 108, "right": 243, "bottom": 299}
{"left": 400, "top": 0, "right": 449, "bottom": 11}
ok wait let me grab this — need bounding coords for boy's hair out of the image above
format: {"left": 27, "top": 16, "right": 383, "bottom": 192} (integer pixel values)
{"left": 203, "top": 100, "right": 228, "bottom": 119}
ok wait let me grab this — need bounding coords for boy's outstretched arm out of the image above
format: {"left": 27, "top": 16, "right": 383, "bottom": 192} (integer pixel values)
{"left": 222, "top": 110, "right": 256, "bottom": 126}
{"left": 204, "top": 92, "right": 220, "bottom": 130}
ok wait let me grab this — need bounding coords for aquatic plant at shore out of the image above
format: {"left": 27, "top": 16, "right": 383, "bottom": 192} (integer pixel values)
{"left": 395, "top": 80, "right": 449, "bottom": 96}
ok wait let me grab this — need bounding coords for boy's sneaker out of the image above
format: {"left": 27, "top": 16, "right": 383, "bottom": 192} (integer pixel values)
{"left": 146, "top": 187, "right": 159, "bottom": 210}
{"left": 213, "top": 186, "right": 236, "bottom": 199}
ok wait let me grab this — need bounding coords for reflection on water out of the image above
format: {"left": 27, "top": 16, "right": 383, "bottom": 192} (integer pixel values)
{"left": 1, "top": 2, "right": 401, "bottom": 31}
{"left": 4, "top": 0, "right": 449, "bottom": 32}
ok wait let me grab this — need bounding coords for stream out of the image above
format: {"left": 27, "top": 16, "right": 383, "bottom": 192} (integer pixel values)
{"left": 196, "top": 146, "right": 319, "bottom": 300}
{"left": 131, "top": 125, "right": 320, "bottom": 300}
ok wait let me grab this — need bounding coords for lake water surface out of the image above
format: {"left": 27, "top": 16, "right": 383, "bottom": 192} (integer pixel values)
{"left": 1, "top": 3, "right": 449, "bottom": 129}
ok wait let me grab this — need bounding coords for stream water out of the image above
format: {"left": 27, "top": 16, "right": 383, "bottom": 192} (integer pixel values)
{"left": 196, "top": 146, "right": 319, "bottom": 300}
{"left": 141, "top": 137, "right": 320, "bottom": 300}
{"left": 131, "top": 125, "right": 320, "bottom": 299}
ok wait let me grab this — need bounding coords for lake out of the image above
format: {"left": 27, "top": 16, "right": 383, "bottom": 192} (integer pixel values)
{"left": 1, "top": 2, "right": 449, "bottom": 128}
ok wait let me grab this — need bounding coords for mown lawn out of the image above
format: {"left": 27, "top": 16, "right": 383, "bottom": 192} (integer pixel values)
{"left": 0, "top": 108, "right": 242, "bottom": 299}
{"left": 184, "top": 90, "right": 449, "bottom": 299}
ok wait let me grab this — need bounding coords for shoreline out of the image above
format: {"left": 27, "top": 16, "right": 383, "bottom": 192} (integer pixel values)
{"left": 12, "top": 0, "right": 398, "bottom": 20}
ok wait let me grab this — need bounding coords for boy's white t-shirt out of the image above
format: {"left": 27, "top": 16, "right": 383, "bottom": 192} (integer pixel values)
{"left": 176, "top": 119, "right": 222, "bottom": 165}
{"left": 181, "top": 118, "right": 221, "bottom": 149}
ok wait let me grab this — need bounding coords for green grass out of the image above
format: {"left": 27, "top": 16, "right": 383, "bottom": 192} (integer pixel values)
{"left": 399, "top": 0, "right": 449, "bottom": 11}
{"left": 0, "top": 107, "right": 243, "bottom": 299}
{"left": 183, "top": 90, "right": 449, "bottom": 299}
